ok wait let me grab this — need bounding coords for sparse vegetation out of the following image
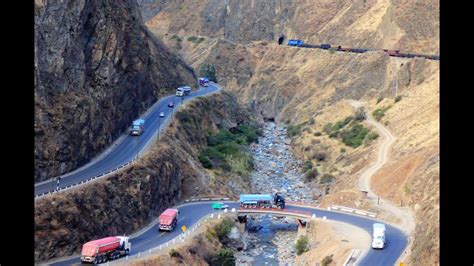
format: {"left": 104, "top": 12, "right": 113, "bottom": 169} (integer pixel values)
{"left": 395, "top": 95, "right": 402, "bottom": 103}
{"left": 355, "top": 107, "right": 367, "bottom": 121}
{"left": 305, "top": 168, "right": 318, "bottom": 181}
{"left": 340, "top": 148, "right": 346, "bottom": 153}
{"left": 321, "top": 254, "right": 334, "bottom": 266}
{"left": 213, "top": 218, "right": 234, "bottom": 240}
{"left": 287, "top": 122, "right": 306, "bottom": 137}
{"left": 323, "top": 123, "right": 333, "bottom": 135}
{"left": 199, "top": 63, "right": 217, "bottom": 82}
{"left": 207, "top": 248, "right": 236, "bottom": 266}
{"left": 169, "top": 249, "right": 181, "bottom": 257}
{"left": 366, "top": 132, "right": 379, "bottom": 142}
{"left": 319, "top": 173, "right": 335, "bottom": 184}
{"left": 303, "top": 160, "right": 313, "bottom": 172}
{"left": 377, "top": 96, "right": 384, "bottom": 104}
{"left": 314, "top": 131, "right": 322, "bottom": 136}
{"left": 313, "top": 152, "right": 327, "bottom": 161}
{"left": 372, "top": 106, "right": 392, "bottom": 121}
{"left": 198, "top": 124, "right": 260, "bottom": 175}
{"left": 309, "top": 117, "right": 316, "bottom": 125}
{"left": 187, "top": 36, "right": 197, "bottom": 42}
{"left": 296, "top": 235, "right": 309, "bottom": 255}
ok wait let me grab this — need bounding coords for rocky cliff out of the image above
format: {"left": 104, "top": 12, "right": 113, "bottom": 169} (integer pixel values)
{"left": 35, "top": 92, "right": 254, "bottom": 261}
{"left": 34, "top": 0, "right": 196, "bottom": 182}
{"left": 146, "top": 0, "right": 439, "bottom": 53}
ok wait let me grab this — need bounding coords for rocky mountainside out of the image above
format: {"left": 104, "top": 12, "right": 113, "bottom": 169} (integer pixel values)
{"left": 35, "top": 92, "right": 254, "bottom": 261}
{"left": 146, "top": 0, "right": 439, "bottom": 54}
{"left": 141, "top": 1, "right": 439, "bottom": 264}
{"left": 34, "top": 0, "right": 196, "bottom": 182}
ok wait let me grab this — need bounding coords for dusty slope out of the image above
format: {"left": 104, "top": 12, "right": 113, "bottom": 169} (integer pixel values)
{"left": 34, "top": 0, "right": 196, "bottom": 182}
{"left": 35, "top": 92, "right": 253, "bottom": 261}
{"left": 145, "top": 0, "right": 438, "bottom": 53}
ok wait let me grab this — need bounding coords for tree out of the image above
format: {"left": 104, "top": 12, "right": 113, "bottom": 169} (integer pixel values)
{"left": 199, "top": 63, "right": 217, "bottom": 82}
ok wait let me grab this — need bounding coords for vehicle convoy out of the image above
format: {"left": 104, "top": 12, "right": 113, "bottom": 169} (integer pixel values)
{"left": 176, "top": 86, "right": 191, "bottom": 97}
{"left": 130, "top": 119, "right": 145, "bottom": 136}
{"left": 287, "top": 39, "right": 304, "bottom": 47}
{"left": 371, "top": 223, "right": 386, "bottom": 249}
{"left": 159, "top": 208, "right": 179, "bottom": 231}
{"left": 239, "top": 193, "right": 285, "bottom": 209}
{"left": 199, "top": 77, "right": 210, "bottom": 87}
{"left": 80, "top": 236, "right": 131, "bottom": 264}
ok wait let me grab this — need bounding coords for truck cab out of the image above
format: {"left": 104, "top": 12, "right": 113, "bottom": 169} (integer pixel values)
{"left": 371, "top": 223, "right": 386, "bottom": 249}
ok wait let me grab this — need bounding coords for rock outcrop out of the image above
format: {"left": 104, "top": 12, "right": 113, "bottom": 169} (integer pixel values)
{"left": 34, "top": 0, "right": 196, "bottom": 182}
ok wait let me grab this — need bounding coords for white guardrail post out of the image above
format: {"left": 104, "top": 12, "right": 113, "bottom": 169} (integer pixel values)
{"left": 343, "top": 249, "right": 355, "bottom": 266}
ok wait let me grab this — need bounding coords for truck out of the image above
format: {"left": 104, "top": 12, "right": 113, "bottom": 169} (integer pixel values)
{"left": 199, "top": 77, "right": 210, "bottom": 87}
{"left": 159, "top": 208, "right": 179, "bottom": 231}
{"left": 80, "top": 236, "right": 131, "bottom": 264}
{"left": 212, "top": 202, "right": 229, "bottom": 210}
{"left": 239, "top": 193, "right": 285, "bottom": 209}
{"left": 320, "top": 43, "right": 331, "bottom": 49}
{"left": 371, "top": 223, "right": 386, "bottom": 249}
{"left": 287, "top": 39, "right": 304, "bottom": 47}
{"left": 176, "top": 86, "right": 192, "bottom": 97}
{"left": 130, "top": 119, "right": 145, "bottom": 136}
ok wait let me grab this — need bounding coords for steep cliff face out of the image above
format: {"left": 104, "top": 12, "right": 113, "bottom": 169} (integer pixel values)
{"left": 146, "top": 0, "right": 438, "bottom": 53}
{"left": 34, "top": 0, "right": 196, "bottom": 182}
{"left": 35, "top": 92, "right": 254, "bottom": 261}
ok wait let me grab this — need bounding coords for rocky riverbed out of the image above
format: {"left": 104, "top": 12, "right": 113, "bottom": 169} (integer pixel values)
{"left": 234, "top": 122, "right": 322, "bottom": 265}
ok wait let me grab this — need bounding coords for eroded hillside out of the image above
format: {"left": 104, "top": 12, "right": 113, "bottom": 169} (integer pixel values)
{"left": 34, "top": 0, "right": 197, "bottom": 182}
{"left": 145, "top": 0, "right": 439, "bottom": 53}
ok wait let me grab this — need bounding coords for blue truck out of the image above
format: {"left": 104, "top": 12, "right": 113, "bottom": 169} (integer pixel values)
{"left": 287, "top": 39, "right": 304, "bottom": 47}
{"left": 239, "top": 193, "right": 285, "bottom": 209}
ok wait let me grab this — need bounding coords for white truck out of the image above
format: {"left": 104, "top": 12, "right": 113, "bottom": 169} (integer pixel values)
{"left": 371, "top": 223, "right": 386, "bottom": 249}
{"left": 176, "top": 86, "right": 191, "bottom": 97}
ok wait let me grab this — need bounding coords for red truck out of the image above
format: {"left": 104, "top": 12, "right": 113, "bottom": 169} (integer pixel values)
{"left": 80, "top": 236, "right": 131, "bottom": 264}
{"left": 159, "top": 208, "right": 179, "bottom": 231}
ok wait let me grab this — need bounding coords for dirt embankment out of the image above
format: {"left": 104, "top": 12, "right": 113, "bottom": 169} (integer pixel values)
{"left": 35, "top": 92, "right": 254, "bottom": 261}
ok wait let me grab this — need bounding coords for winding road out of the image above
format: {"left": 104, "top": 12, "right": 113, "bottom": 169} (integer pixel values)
{"left": 35, "top": 84, "right": 220, "bottom": 197}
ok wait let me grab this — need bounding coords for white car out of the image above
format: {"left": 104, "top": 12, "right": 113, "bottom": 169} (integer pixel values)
{"left": 159, "top": 112, "right": 165, "bottom": 117}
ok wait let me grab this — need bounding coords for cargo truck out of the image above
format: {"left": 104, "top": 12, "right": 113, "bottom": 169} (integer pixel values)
{"left": 176, "top": 86, "right": 191, "bottom": 97}
{"left": 130, "top": 119, "right": 145, "bottom": 136}
{"left": 80, "top": 236, "right": 131, "bottom": 264}
{"left": 199, "top": 77, "right": 210, "bottom": 87}
{"left": 239, "top": 193, "right": 285, "bottom": 209}
{"left": 159, "top": 208, "right": 179, "bottom": 231}
{"left": 371, "top": 223, "right": 386, "bottom": 249}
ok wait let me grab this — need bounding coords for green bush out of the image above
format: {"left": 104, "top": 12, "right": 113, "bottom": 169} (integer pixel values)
{"left": 214, "top": 218, "right": 234, "bottom": 240}
{"left": 305, "top": 169, "right": 318, "bottom": 181}
{"left": 196, "top": 37, "right": 205, "bottom": 44}
{"left": 169, "top": 249, "right": 181, "bottom": 257}
{"left": 313, "top": 152, "right": 326, "bottom": 161}
{"left": 199, "top": 63, "right": 217, "bottom": 83}
{"left": 321, "top": 254, "right": 333, "bottom": 266}
{"left": 395, "top": 95, "right": 402, "bottom": 103}
{"left": 340, "top": 124, "right": 369, "bottom": 148}
{"left": 303, "top": 160, "right": 313, "bottom": 172}
{"left": 323, "top": 123, "right": 333, "bottom": 135}
{"left": 366, "top": 132, "right": 379, "bottom": 141}
{"left": 313, "top": 131, "right": 322, "bottom": 136}
{"left": 377, "top": 96, "right": 384, "bottom": 104}
{"left": 340, "top": 148, "right": 346, "bottom": 153}
{"left": 287, "top": 123, "right": 304, "bottom": 137}
{"left": 309, "top": 118, "right": 316, "bottom": 125}
{"left": 332, "top": 116, "right": 354, "bottom": 131}
{"left": 198, "top": 154, "right": 213, "bottom": 168}
{"left": 187, "top": 36, "right": 197, "bottom": 42}
{"left": 208, "top": 248, "right": 236, "bottom": 266}
{"left": 320, "top": 173, "right": 335, "bottom": 184}
{"left": 372, "top": 106, "right": 391, "bottom": 121}
{"left": 296, "top": 235, "right": 309, "bottom": 255}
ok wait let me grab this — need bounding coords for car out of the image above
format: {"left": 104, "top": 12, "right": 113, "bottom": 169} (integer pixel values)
{"left": 159, "top": 112, "right": 165, "bottom": 117}
{"left": 168, "top": 102, "right": 174, "bottom": 108}
{"left": 212, "top": 202, "right": 229, "bottom": 210}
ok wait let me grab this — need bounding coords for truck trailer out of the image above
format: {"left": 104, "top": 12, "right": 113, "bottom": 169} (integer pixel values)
{"left": 130, "top": 119, "right": 145, "bottom": 136}
{"left": 159, "top": 208, "right": 179, "bottom": 231}
{"left": 371, "top": 223, "right": 386, "bottom": 249}
{"left": 287, "top": 39, "right": 304, "bottom": 47}
{"left": 80, "top": 236, "right": 131, "bottom": 264}
{"left": 239, "top": 193, "right": 285, "bottom": 209}
{"left": 176, "top": 86, "right": 191, "bottom": 97}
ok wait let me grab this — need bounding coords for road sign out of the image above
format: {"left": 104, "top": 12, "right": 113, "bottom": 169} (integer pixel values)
{"left": 181, "top": 225, "right": 187, "bottom": 232}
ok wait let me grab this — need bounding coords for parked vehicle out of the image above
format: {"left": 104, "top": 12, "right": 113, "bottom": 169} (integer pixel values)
{"left": 239, "top": 193, "right": 285, "bottom": 209}
{"left": 80, "top": 236, "right": 131, "bottom": 264}
{"left": 287, "top": 39, "right": 304, "bottom": 47}
{"left": 199, "top": 77, "right": 210, "bottom": 87}
{"left": 130, "top": 119, "right": 145, "bottom": 136}
{"left": 159, "top": 208, "right": 179, "bottom": 231}
{"left": 371, "top": 223, "right": 386, "bottom": 249}
{"left": 176, "top": 86, "right": 191, "bottom": 97}
{"left": 212, "top": 202, "right": 229, "bottom": 210}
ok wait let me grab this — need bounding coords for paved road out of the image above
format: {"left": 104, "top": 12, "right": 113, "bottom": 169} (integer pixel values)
{"left": 35, "top": 84, "right": 220, "bottom": 196}
{"left": 48, "top": 202, "right": 407, "bottom": 265}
